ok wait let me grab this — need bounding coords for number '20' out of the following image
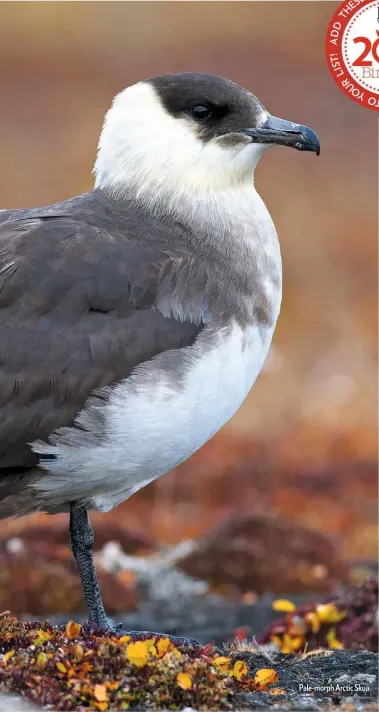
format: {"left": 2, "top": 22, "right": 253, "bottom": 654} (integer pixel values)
{"left": 353, "top": 31, "right": 379, "bottom": 66}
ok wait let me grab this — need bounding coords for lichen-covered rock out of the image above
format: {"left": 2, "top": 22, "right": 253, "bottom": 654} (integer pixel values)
{"left": 0, "top": 613, "right": 376, "bottom": 711}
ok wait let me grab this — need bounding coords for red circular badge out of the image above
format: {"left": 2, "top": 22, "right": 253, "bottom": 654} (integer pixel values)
{"left": 326, "top": 0, "right": 379, "bottom": 111}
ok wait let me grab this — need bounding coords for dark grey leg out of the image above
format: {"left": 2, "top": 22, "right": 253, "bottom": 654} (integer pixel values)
{"left": 69, "top": 501, "right": 199, "bottom": 646}
{"left": 69, "top": 502, "right": 110, "bottom": 630}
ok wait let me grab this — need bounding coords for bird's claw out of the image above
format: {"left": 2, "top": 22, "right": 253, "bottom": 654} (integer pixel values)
{"left": 116, "top": 629, "right": 200, "bottom": 648}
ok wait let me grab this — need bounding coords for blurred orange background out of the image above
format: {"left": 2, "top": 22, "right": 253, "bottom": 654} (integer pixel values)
{"left": 0, "top": 3, "right": 376, "bottom": 567}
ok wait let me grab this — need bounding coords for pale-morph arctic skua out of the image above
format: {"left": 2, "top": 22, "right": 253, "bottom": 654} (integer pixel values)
{"left": 0, "top": 72, "right": 319, "bottom": 641}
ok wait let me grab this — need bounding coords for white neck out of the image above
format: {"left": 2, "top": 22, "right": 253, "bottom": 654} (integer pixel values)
{"left": 94, "top": 81, "right": 280, "bottom": 290}
{"left": 94, "top": 81, "right": 268, "bottom": 213}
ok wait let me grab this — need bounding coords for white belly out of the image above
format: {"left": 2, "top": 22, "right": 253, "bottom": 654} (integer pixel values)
{"left": 32, "top": 321, "right": 276, "bottom": 512}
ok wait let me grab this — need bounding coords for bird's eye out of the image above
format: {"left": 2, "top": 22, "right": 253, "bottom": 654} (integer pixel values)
{"left": 191, "top": 104, "right": 212, "bottom": 121}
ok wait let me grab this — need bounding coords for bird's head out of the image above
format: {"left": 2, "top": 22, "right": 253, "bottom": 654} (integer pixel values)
{"left": 94, "top": 72, "right": 319, "bottom": 204}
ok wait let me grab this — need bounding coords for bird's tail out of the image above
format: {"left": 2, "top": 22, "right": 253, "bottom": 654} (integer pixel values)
{"left": 0, "top": 470, "right": 40, "bottom": 519}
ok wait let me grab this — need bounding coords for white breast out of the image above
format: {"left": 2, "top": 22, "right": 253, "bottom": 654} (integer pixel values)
{"left": 32, "top": 320, "right": 277, "bottom": 512}
{"left": 32, "top": 181, "right": 282, "bottom": 513}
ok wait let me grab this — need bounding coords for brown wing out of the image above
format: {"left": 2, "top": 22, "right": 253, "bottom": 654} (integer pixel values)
{"left": 0, "top": 215, "right": 203, "bottom": 469}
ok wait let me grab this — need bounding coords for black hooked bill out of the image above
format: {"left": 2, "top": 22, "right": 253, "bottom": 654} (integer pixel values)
{"left": 240, "top": 115, "right": 320, "bottom": 155}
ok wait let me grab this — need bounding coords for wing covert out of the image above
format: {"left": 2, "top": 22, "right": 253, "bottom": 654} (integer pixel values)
{"left": 0, "top": 215, "right": 203, "bottom": 468}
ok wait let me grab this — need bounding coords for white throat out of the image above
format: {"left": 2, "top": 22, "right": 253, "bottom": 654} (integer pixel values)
{"left": 94, "top": 81, "right": 280, "bottom": 287}
{"left": 94, "top": 82, "right": 268, "bottom": 212}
